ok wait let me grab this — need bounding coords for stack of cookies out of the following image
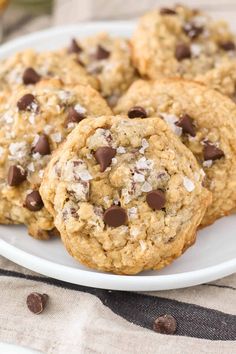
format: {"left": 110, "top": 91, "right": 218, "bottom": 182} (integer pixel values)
{"left": 1, "top": 4, "right": 236, "bottom": 274}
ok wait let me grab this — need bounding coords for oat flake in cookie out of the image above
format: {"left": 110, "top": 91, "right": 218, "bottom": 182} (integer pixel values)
{"left": 115, "top": 79, "right": 236, "bottom": 226}
{"left": 132, "top": 4, "right": 236, "bottom": 99}
{"left": 40, "top": 116, "right": 210, "bottom": 274}
{"left": 0, "top": 79, "right": 112, "bottom": 239}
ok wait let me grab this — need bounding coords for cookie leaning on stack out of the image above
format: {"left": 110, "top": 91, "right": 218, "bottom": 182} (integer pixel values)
{"left": 0, "top": 79, "right": 112, "bottom": 239}
{"left": 40, "top": 115, "right": 211, "bottom": 274}
{"left": 115, "top": 78, "right": 236, "bottom": 226}
{"left": 131, "top": 4, "right": 236, "bottom": 100}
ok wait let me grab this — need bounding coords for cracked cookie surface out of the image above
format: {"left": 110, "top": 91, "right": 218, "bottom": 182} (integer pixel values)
{"left": 40, "top": 115, "right": 210, "bottom": 274}
{"left": 132, "top": 4, "right": 236, "bottom": 99}
{"left": 0, "top": 79, "right": 112, "bottom": 239}
{"left": 115, "top": 79, "right": 236, "bottom": 226}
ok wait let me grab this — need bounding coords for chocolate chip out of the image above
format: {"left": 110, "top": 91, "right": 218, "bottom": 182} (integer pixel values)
{"left": 160, "top": 8, "right": 176, "bottom": 15}
{"left": 153, "top": 314, "right": 177, "bottom": 334}
{"left": 23, "top": 67, "right": 41, "bottom": 85}
{"left": 128, "top": 106, "right": 147, "bottom": 118}
{"left": 67, "top": 106, "right": 85, "bottom": 124}
{"left": 94, "top": 147, "right": 116, "bottom": 172}
{"left": 26, "top": 292, "right": 48, "bottom": 314}
{"left": 175, "top": 43, "right": 191, "bottom": 61}
{"left": 17, "top": 93, "right": 36, "bottom": 111}
{"left": 183, "top": 22, "right": 203, "bottom": 39}
{"left": 33, "top": 134, "right": 51, "bottom": 155}
{"left": 96, "top": 45, "right": 110, "bottom": 60}
{"left": 68, "top": 38, "right": 82, "bottom": 54}
{"left": 47, "top": 227, "right": 61, "bottom": 237}
{"left": 104, "top": 206, "right": 127, "bottom": 227}
{"left": 203, "top": 142, "right": 225, "bottom": 161}
{"left": 176, "top": 114, "right": 196, "bottom": 136}
{"left": 7, "top": 165, "right": 26, "bottom": 186}
{"left": 25, "top": 190, "right": 44, "bottom": 211}
{"left": 219, "top": 41, "right": 235, "bottom": 51}
{"left": 146, "top": 190, "right": 166, "bottom": 210}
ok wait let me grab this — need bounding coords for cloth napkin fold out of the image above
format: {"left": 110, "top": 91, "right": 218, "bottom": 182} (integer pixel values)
{"left": 0, "top": 256, "right": 236, "bottom": 354}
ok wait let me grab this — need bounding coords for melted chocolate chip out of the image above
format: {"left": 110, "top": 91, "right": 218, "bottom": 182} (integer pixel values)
{"left": 153, "top": 315, "right": 177, "bottom": 334}
{"left": 17, "top": 93, "right": 36, "bottom": 111}
{"left": 104, "top": 206, "right": 127, "bottom": 227}
{"left": 47, "top": 227, "right": 61, "bottom": 237}
{"left": 203, "top": 142, "right": 225, "bottom": 161}
{"left": 94, "top": 147, "right": 116, "bottom": 172}
{"left": 23, "top": 67, "right": 41, "bottom": 85}
{"left": 26, "top": 292, "right": 48, "bottom": 314}
{"left": 183, "top": 22, "right": 203, "bottom": 39}
{"left": 219, "top": 41, "right": 235, "bottom": 51}
{"left": 67, "top": 106, "right": 85, "bottom": 124}
{"left": 95, "top": 45, "right": 110, "bottom": 60}
{"left": 25, "top": 190, "right": 44, "bottom": 211}
{"left": 146, "top": 190, "right": 166, "bottom": 210}
{"left": 160, "top": 8, "right": 176, "bottom": 15}
{"left": 7, "top": 165, "right": 26, "bottom": 186}
{"left": 128, "top": 106, "right": 147, "bottom": 119}
{"left": 175, "top": 43, "right": 191, "bottom": 61}
{"left": 68, "top": 38, "right": 83, "bottom": 54}
{"left": 176, "top": 114, "right": 196, "bottom": 136}
{"left": 33, "top": 134, "right": 51, "bottom": 155}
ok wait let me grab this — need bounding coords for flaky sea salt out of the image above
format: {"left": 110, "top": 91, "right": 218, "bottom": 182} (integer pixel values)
{"left": 141, "top": 181, "right": 152, "bottom": 192}
{"left": 128, "top": 207, "right": 138, "bottom": 219}
{"left": 136, "top": 157, "right": 153, "bottom": 170}
{"left": 58, "top": 90, "right": 71, "bottom": 101}
{"left": 139, "top": 138, "right": 149, "bottom": 154}
{"left": 74, "top": 103, "right": 87, "bottom": 114}
{"left": 203, "top": 160, "right": 213, "bottom": 168}
{"left": 117, "top": 146, "right": 126, "bottom": 154}
{"left": 161, "top": 113, "right": 182, "bottom": 136}
{"left": 9, "top": 141, "right": 27, "bottom": 159}
{"left": 133, "top": 172, "right": 145, "bottom": 183}
{"left": 191, "top": 44, "right": 202, "bottom": 57}
{"left": 183, "top": 177, "right": 195, "bottom": 192}
{"left": 130, "top": 227, "right": 140, "bottom": 238}
{"left": 78, "top": 170, "right": 93, "bottom": 181}
{"left": 3, "top": 112, "right": 14, "bottom": 124}
{"left": 51, "top": 132, "right": 62, "bottom": 143}
{"left": 44, "top": 125, "right": 53, "bottom": 134}
{"left": 27, "top": 162, "right": 35, "bottom": 172}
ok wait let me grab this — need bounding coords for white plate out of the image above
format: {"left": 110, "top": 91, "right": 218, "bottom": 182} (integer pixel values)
{"left": 0, "top": 22, "right": 236, "bottom": 291}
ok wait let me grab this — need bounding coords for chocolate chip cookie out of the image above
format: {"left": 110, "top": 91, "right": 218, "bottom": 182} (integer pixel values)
{"left": 0, "top": 79, "right": 112, "bottom": 239}
{"left": 40, "top": 115, "right": 210, "bottom": 274}
{"left": 115, "top": 78, "right": 236, "bottom": 226}
{"left": 132, "top": 4, "right": 236, "bottom": 99}
{"left": 66, "top": 33, "right": 137, "bottom": 106}
{"left": 0, "top": 49, "right": 98, "bottom": 92}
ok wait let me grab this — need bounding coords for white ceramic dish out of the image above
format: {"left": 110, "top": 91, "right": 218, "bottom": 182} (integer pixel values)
{"left": 0, "top": 22, "right": 236, "bottom": 291}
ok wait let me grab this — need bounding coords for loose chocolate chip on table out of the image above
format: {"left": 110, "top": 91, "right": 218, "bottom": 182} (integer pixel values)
{"left": 219, "top": 41, "right": 235, "bottom": 51}
{"left": 203, "top": 143, "right": 225, "bottom": 161}
{"left": 104, "top": 206, "right": 127, "bottom": 227}
{"left": 146, "top": 190, "right": 166, "bottom": 210}
{"left": 7, "top": 165, "right": 26, "bottom": 186}
{"left": 33, "top": 134, "right": 51, "bottom": 155}
{"left": 183, "top": 22, "right": 203, "bottom": 39}
{"left": 96, "top": 45, "right": 110, "bottom": 60}
{"left": 26, "top": 292, "right": 48, "bottom": 314}
{"left": 17, "top": 93, "right": 36, "bottom": 111}
{"left": 94, "top": 146, "right": 116, "bottom": 172}
{"left": 128, "top": 106, "right": 147, "bottom": 119}
{"left": 175, "top": 43, "right": 191, "bottom": 61}
{"left": 68, "top": 38, "right": 83, "bottom": 54}
{"left": 176, "top": 113, "right": 196, "bottom": 137}
{"left": 67, "top": 106, "right": 85, "bottom": 124}
{"left": 160, "top": 8, "right": 176, "bottom": 15}
{"left": 153, "top": 314, "right": 177, "bottom": 334}
{"left": 23, "top": 67, "right": 41, "bottom": 85}
{"left": 25, "top": 190, "right": 44, "bottom": 211}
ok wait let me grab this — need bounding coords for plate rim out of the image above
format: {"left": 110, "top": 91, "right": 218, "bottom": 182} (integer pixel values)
{"left": 0, "top": 22, "right": 235, "bottom": 291}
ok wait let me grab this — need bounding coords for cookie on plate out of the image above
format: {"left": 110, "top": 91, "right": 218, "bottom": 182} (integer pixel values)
{"left": 40, "top": 115, "right": 210, "bottom": 274}
{"left": 0, "top": 49, "right": 98, "bottom": 92}
{"left": 0, "top": 79, "right": 112, "bottom": 239}
{"left": 66, "top": 33, "right": 137, "bottom": 106}
{"left": 115, "top": 78, "right": 236, "bottom": 226}
{"left": 131, "top": 4, "right": 236, "bottom": 99}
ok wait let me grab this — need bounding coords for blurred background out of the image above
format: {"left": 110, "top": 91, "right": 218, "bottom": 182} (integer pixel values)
{"left": 0, "top": 0, "right": 235, "bottom": 42}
